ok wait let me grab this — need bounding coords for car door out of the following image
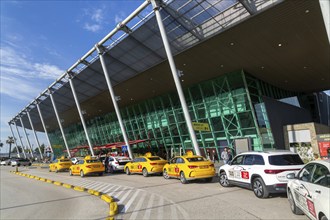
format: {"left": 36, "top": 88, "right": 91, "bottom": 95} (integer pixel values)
{"left": 227, "top": 155, "right": 245, "bottom": 182}
{"left": 292, "top": 163, "right": 316, "bottom": 217}
{"left": 167, "top": 157, "right": 178, "bottom": 177}
{"left": 306, "top": 164, "right": 330, "bottom": 220}
{"left": 176, "top": 157, "right": 185, "bottom": 177}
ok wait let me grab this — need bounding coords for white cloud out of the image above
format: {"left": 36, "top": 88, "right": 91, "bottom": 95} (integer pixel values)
{"left": 0, "top": 46, "right": 63, "bottom": 80}
{"left": 0, "top": 46, "right": 64, "bottom": 101}
{"left": 81, "top": 7, "right": 105, "bottom": 33}
{"left": 84, "top": 23, "right": 101, "bottom": 32}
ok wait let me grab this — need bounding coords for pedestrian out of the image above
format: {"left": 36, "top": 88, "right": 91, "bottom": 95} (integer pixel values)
{"left": 207, "top": 150, "right": 211, "bottom": 160}
{"left": 214, "top": 153, "right": 219, "bottom": 163}
{"left": 228, "top": 149, "right": 233, "bottom": 162}
{"left": 221, "top": 147, "right": 229, "bottom": 164}
{"left": 104, "top": 154, "right": 109, "bottom": 173}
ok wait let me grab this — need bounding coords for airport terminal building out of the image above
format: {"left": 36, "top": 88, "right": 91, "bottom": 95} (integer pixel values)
{"left": 9, "top": 0, "right": 330, "bottom": 160}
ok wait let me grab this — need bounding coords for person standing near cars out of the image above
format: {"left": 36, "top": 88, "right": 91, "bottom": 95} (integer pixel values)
{"left": 221, "top": 147, "right": 229, "bottom": 164}
{"left": 104, "top": 154, "right": 110, "bottom": 173}
{"left": 227, "top": 149, "right": 233, "bottom": 162}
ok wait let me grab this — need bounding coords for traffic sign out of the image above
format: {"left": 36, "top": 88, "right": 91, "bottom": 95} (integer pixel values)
{"left": 122, "top": 145, "right": 127, "bottom": 152}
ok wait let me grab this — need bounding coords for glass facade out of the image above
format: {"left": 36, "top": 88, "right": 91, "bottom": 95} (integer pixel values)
{"left": 49, "top": 70, "right": 298, "bottom": 157}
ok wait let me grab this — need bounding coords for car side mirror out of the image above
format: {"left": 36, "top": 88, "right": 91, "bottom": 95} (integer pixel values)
{"left": 227, "top": 161, "right": 232, "bottom": 166}
{"left": 286, "top": 173, "right": 296, "bottom": 179}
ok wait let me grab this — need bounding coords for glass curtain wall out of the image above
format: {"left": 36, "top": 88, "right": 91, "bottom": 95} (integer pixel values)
{"left": 48, "top": 70, "right": 298, "bottom": 157}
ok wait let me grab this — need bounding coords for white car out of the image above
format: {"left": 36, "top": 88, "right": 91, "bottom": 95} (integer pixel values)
{"left": 218, "top": 151, "right": 304, "bottom": 198}
{"left": 287, "top": 159, "right": 329, "bottom": 220}
{"left": 71, "top": 157, "right": 83, "bottom": 165}
{"left": 11, "top": 158, "right": 32, "bottom": 167}
{"left": 107, "top": 156, "right": 131, "bottom": 173}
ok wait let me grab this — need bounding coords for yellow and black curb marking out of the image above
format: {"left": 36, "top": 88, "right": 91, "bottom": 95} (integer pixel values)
{"left": 10, "top": 171, "right": 118, "bottom": 220}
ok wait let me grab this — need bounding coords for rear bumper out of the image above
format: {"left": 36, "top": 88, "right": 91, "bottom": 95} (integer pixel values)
{"left": 187, "top": 169, "right": 215, "bottom": 179}
{"left": 150, "top": 167, "right": 163, "bottom": 173}
{"left": 266, "top": 183, "right": 287, "bottom": 193}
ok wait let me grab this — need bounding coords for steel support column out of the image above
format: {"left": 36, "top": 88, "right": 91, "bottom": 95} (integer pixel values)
{"left": 95, "top": 45, "right": 133, "bottom": 159}
{"left": 49, "top": 90, "right": 71, "bottom": 158}
{"left": 151, "top": 0, "right": 201, "bottom": 156}
{"left": 27, "top": 111, "right": 44, "bottom": 160}
{"left": 68, "top": 73, "right": 95, "bottom": 156}
{"left": 19, "top": 116, "right": 34, "bottom": 158}
{"left": 8, "top": 122, "right": 21, "bottom": 158}
{"left": 14, "top": 121, "right": 27, "bottom": 158}
{"left": 36, "top": 102, "right": 54, "bottom": 153}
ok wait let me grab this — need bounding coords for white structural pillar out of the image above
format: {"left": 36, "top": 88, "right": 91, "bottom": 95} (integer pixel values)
{"left": 49, "top": 89, "right": 71, "bottom": 158}
{"left": 27, "top": 111, "right": 44, "bottom": 160}
{"left": 95, "top": 45, "right": 133, "bottom": 159}
{"left": 151, "top": 0, "right": 201, "bottom": 156}
{"left": 19, "top": 116, "right": 34, "bottom": 157}
{"left": 68, "top": 72, "right": 95, "bottom": 156}
{"left": 36, "top": 102, "right": 54, "bottom": 153}
{"left": 14, "top": 121, "right": 27, "bottom": 159}
{"left": 8, "top": 122, "right": 21, "bottom": 158}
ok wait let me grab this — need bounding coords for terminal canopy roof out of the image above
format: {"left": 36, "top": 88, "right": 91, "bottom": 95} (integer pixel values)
{"left": 14, "top": 0, "right": 330, "bottom": 132}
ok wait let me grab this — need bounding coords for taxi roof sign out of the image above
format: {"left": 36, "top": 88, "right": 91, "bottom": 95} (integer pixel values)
{"left": 145, "top": 152, "right": 152, "bottom": 157}
{"left": 84, "top": 155, "right": 92, "bottom": 160}
{"left": 186, "top": 151, "right": 194, "bottom": 156}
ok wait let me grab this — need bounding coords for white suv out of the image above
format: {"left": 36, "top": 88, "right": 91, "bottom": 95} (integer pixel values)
{"left": 218, "top": 151, "right": 304, "bottom": 198}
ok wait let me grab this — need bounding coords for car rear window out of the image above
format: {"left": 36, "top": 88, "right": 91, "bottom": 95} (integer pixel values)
{"left": 148, "top": 157, "right": 162, "bottom": 161}
{"left": 268, "top": 154, "right": 304, "bottom": 165}
{"left": 187, "top": 157, "right": 205, "bottom": 162}
{"left": 59, "top": 159, "right": 71, "bottom": 162}
{"left": 86, "top": 159, "right": 101, "bottom": 163}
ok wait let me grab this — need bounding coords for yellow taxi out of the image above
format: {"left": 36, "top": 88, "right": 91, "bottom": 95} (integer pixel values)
{"left": 49, "top": 156, "right": 72, "bottom": 173}
{"left": 69, "top": 155, "right": 105, "bottom": 177}
{"left": 163, "top": 151, "right": 215, "bottom": 184}
{"left": 124, "top": 152, "right": 167, "bottom": 177}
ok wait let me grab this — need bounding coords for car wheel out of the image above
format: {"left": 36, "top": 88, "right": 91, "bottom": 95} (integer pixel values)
{"left": 252, "top": 177, "right": 269, "bottom": 198}
{"left": 163, "top": 169, "right": 169, "bottom": 179}
{"left": 80, "top": 170, "right": 84, "bottom": 178}
{"left": 288, "top": 190, "right": 303, "bottom": 215}
{"left": 69, "top": 169, "right": 73, "bottom": 176}
{"left": 126, "top": 167, "right": 131, "bottom": 175}
{"left": 49, "top": 169, "right": 51, "bottom": 172}
{"left": 219, "top": 172, "right": 231, "bottom": 187}
{"left": 180, "top": 171, "right": 188, "bottom": 184}
{"left": 320, "top": 215, "right": 328, "bottom": 220}
{"left": 99, "top": 172, "right": 103, "bottom": 176}
{"left": 142, "top": 168, "right": 148, "bottom": 177}
{"left": 55, "top": 167, "right": 58, "bottom": 173}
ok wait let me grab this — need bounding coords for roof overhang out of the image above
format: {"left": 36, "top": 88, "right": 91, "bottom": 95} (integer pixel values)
{"left": 11, "top": 0, "right": 330, "bottom": 133}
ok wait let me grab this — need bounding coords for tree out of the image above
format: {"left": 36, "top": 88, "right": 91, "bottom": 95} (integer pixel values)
{"left": 6, "top": 137, "right": 15, "bottom": 158}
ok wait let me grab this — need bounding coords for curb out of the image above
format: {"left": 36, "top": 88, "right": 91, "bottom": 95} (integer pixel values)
{"left": 10, "top": 171, "right": 118, "bottom": 219}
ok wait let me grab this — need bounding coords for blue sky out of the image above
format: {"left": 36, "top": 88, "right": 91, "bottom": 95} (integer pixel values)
{"left": 0, "top": 0, "right": 145, "bottom": 153}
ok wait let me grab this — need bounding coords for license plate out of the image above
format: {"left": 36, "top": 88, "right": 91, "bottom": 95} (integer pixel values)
{"left": 199, "top": 165, "right": 208, "bottom": 169}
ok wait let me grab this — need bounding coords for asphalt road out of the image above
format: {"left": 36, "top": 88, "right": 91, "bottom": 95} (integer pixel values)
{"left": 6, "top": 165, "right": 309, "bottom": 220}
{"left": 0, "top": 166, "right": 108, "bottom": 220}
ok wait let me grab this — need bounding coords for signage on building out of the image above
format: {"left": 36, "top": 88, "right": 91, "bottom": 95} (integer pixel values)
{"left": 317, "top": 134, "right": 330, "bottom": 157}
{"left": 53, "top": 145, "right": 62, "bottom": 149}
{"left": 192, "top": 122, "right": 210, "bottom": 131}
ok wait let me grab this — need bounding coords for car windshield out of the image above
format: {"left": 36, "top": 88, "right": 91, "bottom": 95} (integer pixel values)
{"left": 148, "top": 157, "right": 162, "bottom": 161}
{"left": 86, "top": 159, "right": 101, "bottom": 163}
{"left": 59, "top": 159, "right": 71, "bottom": 162}
{"left": 268, "top": 154, "right": 304, "bottom": 165}
{"left": 187, "top": 157, "right": 206, "bottom": 162}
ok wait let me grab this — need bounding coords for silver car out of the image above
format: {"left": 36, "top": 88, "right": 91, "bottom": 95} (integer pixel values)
{"left": 11, "top": 158, "right": 32, "bottom": 167}
{"left": 107, "top": 156, "right": 131, "bottom": 173}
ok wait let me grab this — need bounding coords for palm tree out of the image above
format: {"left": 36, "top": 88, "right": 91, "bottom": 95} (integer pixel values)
{"left": 6, "top": 137, "right": 15, "bottom": 158}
